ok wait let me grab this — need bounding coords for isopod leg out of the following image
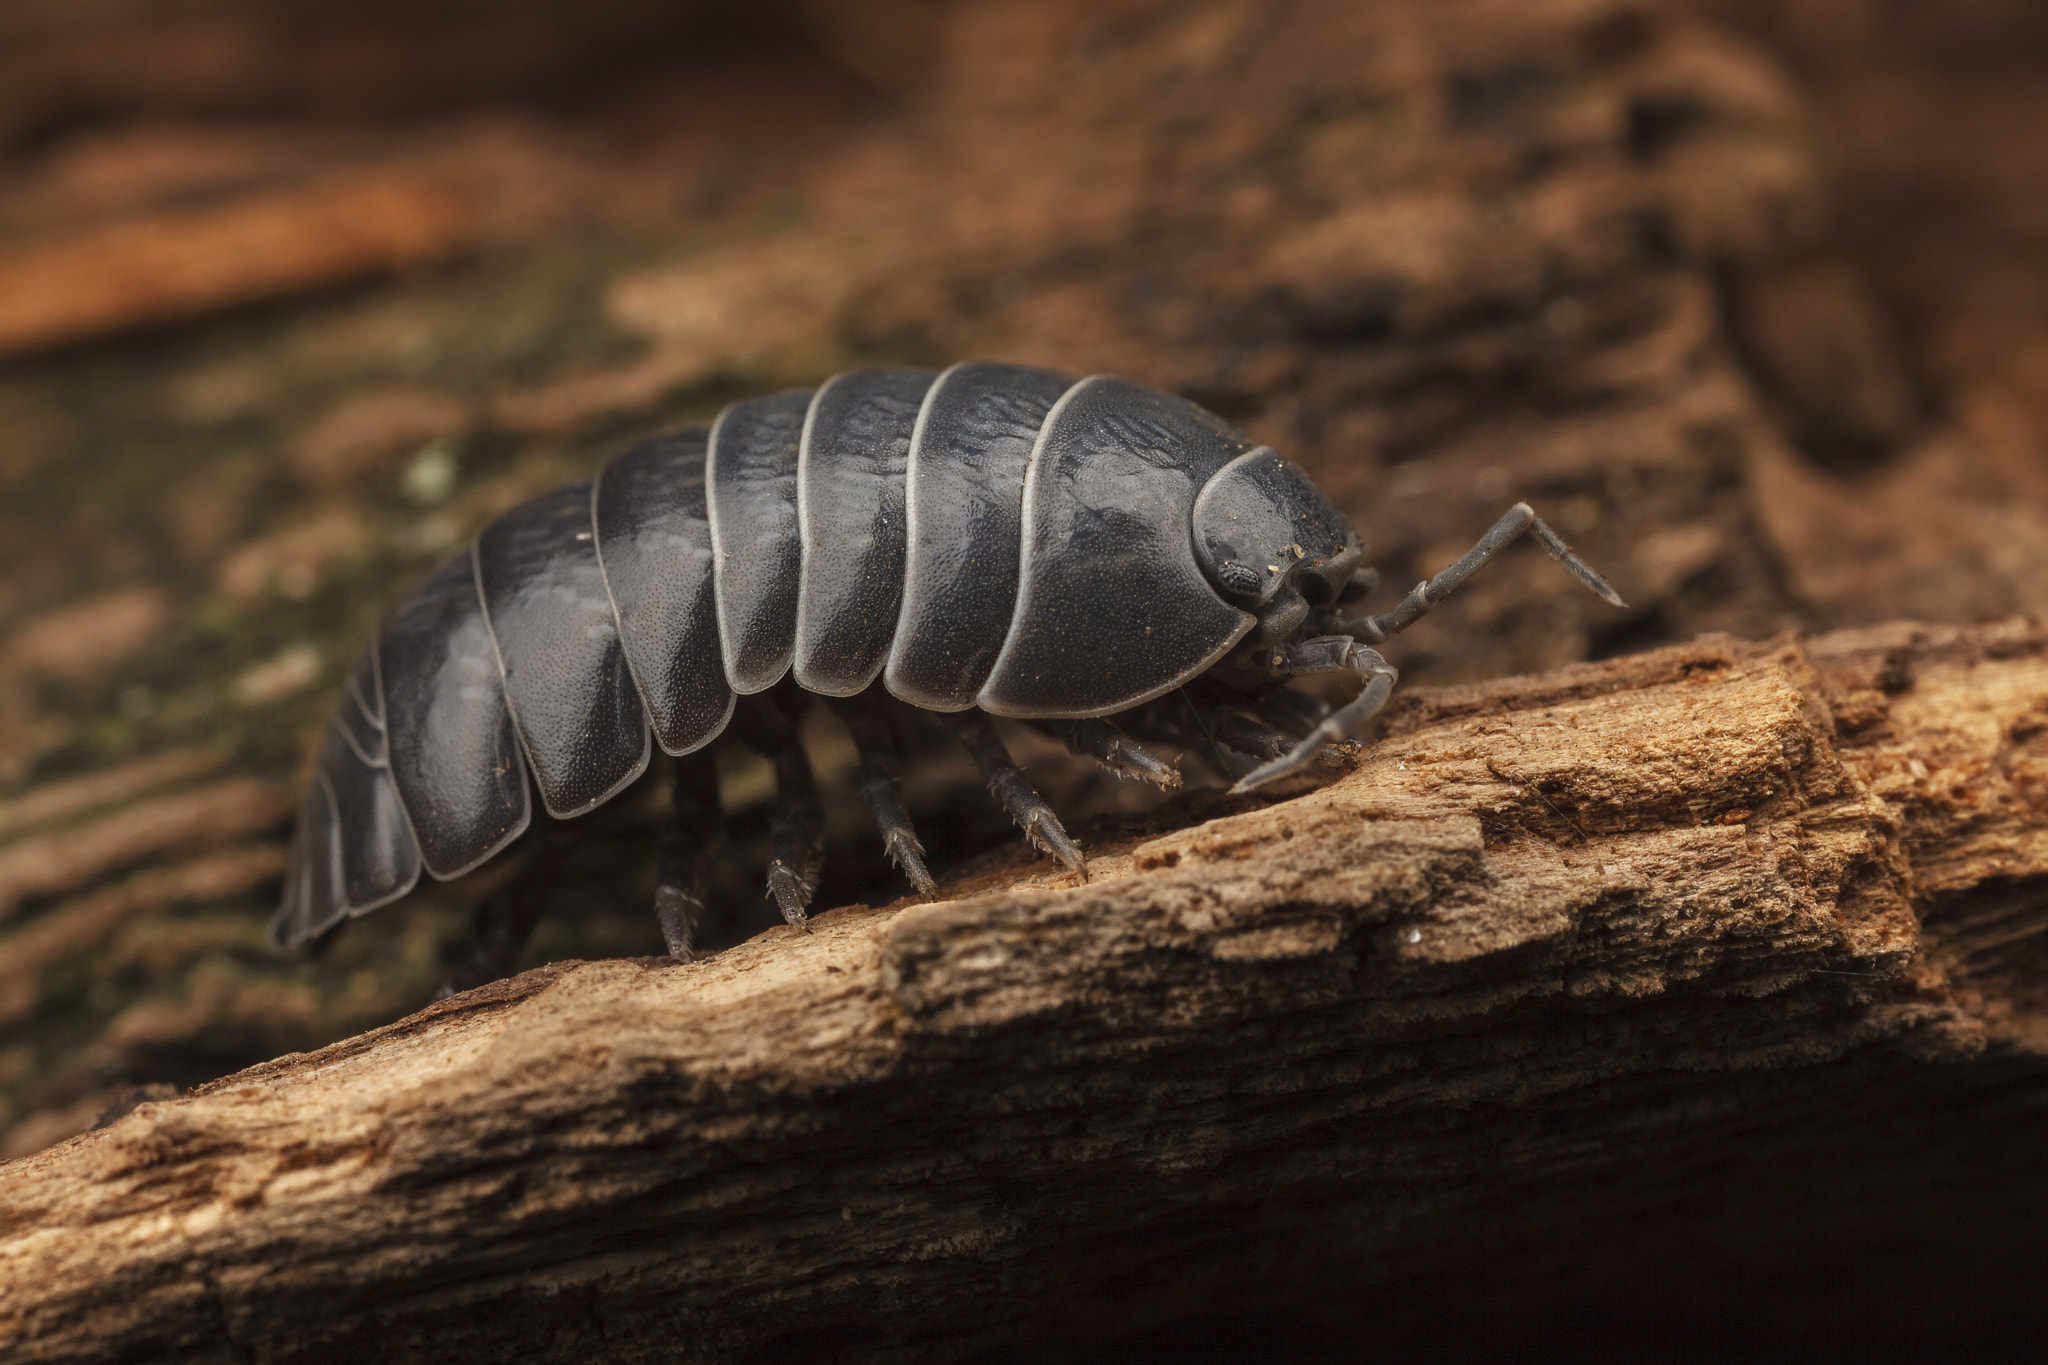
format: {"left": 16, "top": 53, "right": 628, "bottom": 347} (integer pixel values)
{"left": 952, "top": 711, "right": 1088, "bottom": 879}
{"left": 1107, "top": 694, "right": 1263, "bottom": 780}
{"left": 653, "top": 752, "right": 721, "bottom": 961}
{"left": 828, "top": 693, "right": 936, "bottom": 899}
{"left": 1229, "top": 640, "right": 1399, "bottom": 793}
{"left": 1202, "top": 706, "right": 1289, "bottom": 764}
{"left": 734, "top": 691, "right": 826, "bottom": 929}
{"left": 1175, "top": 685, "right": 1338, "bottom": 768}
{"left": 1254, "top": 686, "right": 1332, "bottom": 737}
{"left": 438, "top": 813, "right": 583, "bottom": 996}
{"left": 1334, "top": 502, "right": 1625, "bottom": 644}
{"left": 1044, "top": 717, "right": 1181, "bottom": 790}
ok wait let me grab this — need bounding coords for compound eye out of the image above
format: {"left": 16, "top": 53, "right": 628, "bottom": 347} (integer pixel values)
{"left": 1214, "top": 559, "right": 1263, "bottom": 598}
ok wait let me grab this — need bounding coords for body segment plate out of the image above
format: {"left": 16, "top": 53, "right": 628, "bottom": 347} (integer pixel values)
{"left": 707, "top": 390, "right": 813, "bottom": 694}
{"left": 377, "top": 552, "right": 532, "bottom": 879}
{"left": 334, "top": 646, "right": 386, "bottom": 765}
{"left": 317, "top": 721, "right": 421, "bottom": 924}
{"left": 979, "top": 375, "right": 1255, "bottom": 717}
{"left": 475, "top": 480, "right": 651, "bottom": 819}
{"left": 793, "top": 368, "right": 938, "bottom": 695}
{"left": 885, "top": 362, "right": 1075, "bottom": 710}
{"left": 277, "top": 775, "right": 346, "bottom": 949}
{"left": 594, "top": 430, "right": 735, "bottom": 756}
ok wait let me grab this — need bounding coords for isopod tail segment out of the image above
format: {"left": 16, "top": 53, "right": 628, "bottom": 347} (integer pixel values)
{"left": 270, "top": 361, "right": 1625, "bottom": 983}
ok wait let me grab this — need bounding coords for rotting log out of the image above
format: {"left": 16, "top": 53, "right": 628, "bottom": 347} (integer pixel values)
{"left": 4, "top": 621, "right": 2047, "bottom": 1363}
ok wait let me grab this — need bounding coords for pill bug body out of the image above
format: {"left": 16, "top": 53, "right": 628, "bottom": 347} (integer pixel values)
{"left": 273, "top": 362, "right": 1622, "bottom": 980}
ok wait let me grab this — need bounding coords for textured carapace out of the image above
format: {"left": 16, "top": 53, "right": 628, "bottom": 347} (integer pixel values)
{"left": 273, "top": 361, "right": 1623, "bottom": 982}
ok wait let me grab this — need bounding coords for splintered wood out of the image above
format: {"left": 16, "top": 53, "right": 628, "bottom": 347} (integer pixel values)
{"left": 3, "top": 621, "right": 2044, "bottom": 1364}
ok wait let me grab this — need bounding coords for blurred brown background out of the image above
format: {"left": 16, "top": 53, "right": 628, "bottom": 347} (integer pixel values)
{"left": 0, "top": 0, "right": 2043, "bottom": 1295}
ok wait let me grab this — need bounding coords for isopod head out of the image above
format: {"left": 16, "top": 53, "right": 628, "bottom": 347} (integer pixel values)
{"left": 1191, "top": 448, "right": 1361, "bottom": 644}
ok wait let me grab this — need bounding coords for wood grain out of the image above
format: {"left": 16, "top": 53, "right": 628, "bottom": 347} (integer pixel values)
{"left": 3, "top": 620, "right": 2043, "bottom": 1363}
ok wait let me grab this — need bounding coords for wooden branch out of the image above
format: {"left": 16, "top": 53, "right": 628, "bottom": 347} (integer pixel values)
{"left": 5, "top": 622, "right": 2047, "bottom": 1363}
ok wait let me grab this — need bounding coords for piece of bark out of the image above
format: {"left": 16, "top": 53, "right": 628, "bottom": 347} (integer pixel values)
{"left": 0, "top": 171, "right": 475, "bottom": 360}
{"left": 3, "top": 620, "right": 2044, "bottom": 1361}
{"left": 0, "top": 778, "right": 287, "bottom": 923}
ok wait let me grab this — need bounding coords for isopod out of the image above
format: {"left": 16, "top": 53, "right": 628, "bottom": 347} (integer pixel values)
{"left": 271, "top": 363, "right": 1622, "bottom": 985}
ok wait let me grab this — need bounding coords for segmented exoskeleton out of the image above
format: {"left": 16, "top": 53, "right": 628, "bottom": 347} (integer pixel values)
{"left": 272, "top": 362, "right": 1622, "bottom": 986}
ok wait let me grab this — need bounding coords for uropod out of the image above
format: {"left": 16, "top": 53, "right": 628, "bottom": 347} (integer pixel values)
{"left": 272, "top": 363, "right": 1623, "bottom": 986}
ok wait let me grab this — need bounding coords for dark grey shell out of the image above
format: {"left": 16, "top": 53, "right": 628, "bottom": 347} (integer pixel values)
{"left": 378, "top": 552, "right": 532, "bottom": 881}
{"left": 978, "top": 375, "right": 1256, "bottom": 717}
{"left": 706, "top": 390, "right": 810, "bottom": 694}
{"left": 274, "top": 363, "right": 1349, "bottom": 950}
{"left": 885, "top": 362, "right": 1074, "bottom": 710}
{"left": 274, "top": 641, "right": 424, "bottom": 946}
{"left": 593, "top": 431, "right": 733, "bottom": 756}
{"left": 792, "top": 367, "right": 937, "bottom": 695}
{"left": 475, "top": 479, "right": 650, "bottom": 819}
{"left": 316, "top": 712, "right": 418, "bottom": 918}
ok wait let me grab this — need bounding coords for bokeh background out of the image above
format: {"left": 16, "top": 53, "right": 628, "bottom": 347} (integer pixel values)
{"left": 1, "top": 0, "right": 2044, "bottom": 1200}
